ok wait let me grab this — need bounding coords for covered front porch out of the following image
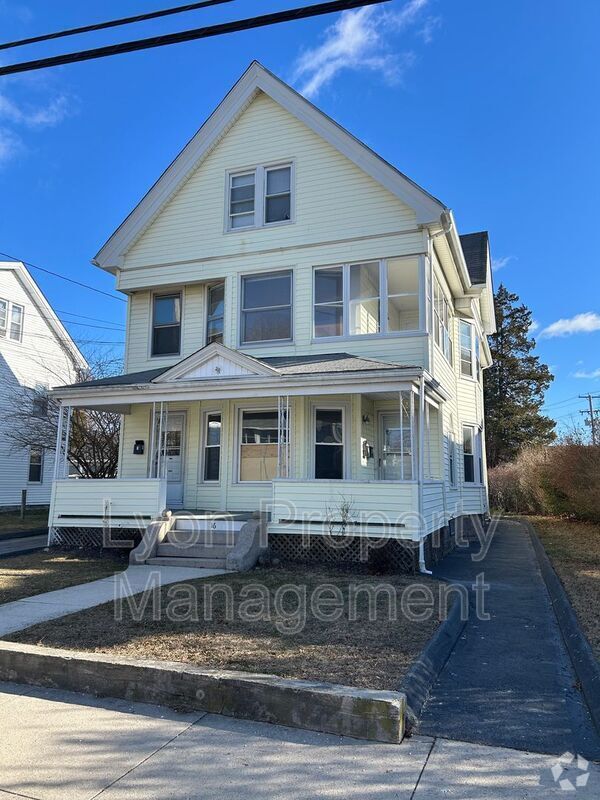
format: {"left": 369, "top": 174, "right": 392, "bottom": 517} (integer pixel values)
{"left": 48, "top": 346, "right": 450, "bottom": 548}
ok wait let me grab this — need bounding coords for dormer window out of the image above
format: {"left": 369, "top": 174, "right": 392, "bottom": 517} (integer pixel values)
{"left": 227, "top": 163, "right": 293, "bottom": 232}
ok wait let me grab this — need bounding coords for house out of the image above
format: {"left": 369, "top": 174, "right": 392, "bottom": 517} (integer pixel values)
{"left": 47, "top": 62, "right": 494, "bottom": 571}
{"left": 0, "top": 261, "right": 87, "bottom": 509}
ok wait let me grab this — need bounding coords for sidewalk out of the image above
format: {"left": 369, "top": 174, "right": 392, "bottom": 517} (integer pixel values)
{"left": 0, "top": 565, "right": 227, "bottom": 637}
{"left": 419, "top": 518, "right": 600, "bottom": 760}
{"left": 0, "top": 680, "right": 597, "bottom": 799}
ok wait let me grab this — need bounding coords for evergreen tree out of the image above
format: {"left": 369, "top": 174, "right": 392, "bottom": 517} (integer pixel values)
{"left": 484, "top": 284, "right": 555, "bottom": 466}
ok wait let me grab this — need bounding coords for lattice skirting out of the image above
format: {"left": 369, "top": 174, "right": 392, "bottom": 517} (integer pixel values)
{"left": 268, "top": 533, "right": 420, "bottom": 574}
{"left": 49, "top": 527, "right": 142, "bottom": 550}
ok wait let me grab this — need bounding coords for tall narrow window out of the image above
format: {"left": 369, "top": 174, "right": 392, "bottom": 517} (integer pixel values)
{"left": 314, "top": 267, "right": 343, "bottom": 338}
{"left": 240, "top": 410, "right": 279, "bottom": 481}
{"left": 9, "top": 303, "right": 23, "bottom": 342}
{"left": 434, "top": 277, "right": 453, "bottom": 362}
{"left": 241, "top": 271, "right": 292, "bottom": 344}
{"left": 315, "top": 408, "right": 344, "bottom": 479}
{"left": 463, "top": 425, "right": 475, "bottom": 483}
{"left": 460, "top": 320, "right": 474, "bottom": 377}
{"left": 28, "top": 447, "right": 43, "bottom": 483}
{"left": 264, "top": 166, "right": 291, "bottom": 224}
{"left": 386, "top": 257, "right": 419, "bottom": 332}
{"left": 349, "top": 261, "right": 380, "bottom": 335}
{"left": 0, "top": 298, "right": 7, "bottom": 338}
{"left": 152, "top": 294, "right": 181, "bottom": 356}
{"left": 475, "top": 335, "right": 481, "bottom": 381}
{"left": 448, "top": 415, "right": 456, "bottom": 486}
{"left": 229, "top": 172, "right": 255, "bottom": 229}
{"left": 206, "top": 283, "right": 224, "bottom": 345}
{"left": 203, "top": 413, "right": 222, "bottom": 482}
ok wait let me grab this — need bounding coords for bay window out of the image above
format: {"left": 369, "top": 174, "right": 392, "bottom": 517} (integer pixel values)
{"left": 241, "top": 271, "right": 292, "bottom": 344}
{"left": 313, "top": 256, "right": 421, "bottom": 338}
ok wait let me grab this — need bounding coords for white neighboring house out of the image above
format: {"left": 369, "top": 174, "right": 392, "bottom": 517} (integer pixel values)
{"left": 0, "top": 262, "right": 87, "bottom": 508}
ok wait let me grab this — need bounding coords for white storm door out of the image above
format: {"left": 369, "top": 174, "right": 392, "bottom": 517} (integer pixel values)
{"left": 163, "top": 413, "right": 185, "bottom": 507}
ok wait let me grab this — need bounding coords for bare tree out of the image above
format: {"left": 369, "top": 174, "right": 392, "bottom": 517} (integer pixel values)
{"left": 4, "top": 349, "right": 122, "bottom": 479}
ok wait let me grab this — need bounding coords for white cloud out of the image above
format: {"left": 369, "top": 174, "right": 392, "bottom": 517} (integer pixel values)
{"left": 0, "top": 127, "right": 23, "bottom": 164}
{"left": 529, "top": 319, "right": 540, "bottom": 334}
{"left": 573, "top": 368, "right": 600, "bottom": 380}
{"left": 291, "top": 0, "right": 433, "bottom": 99}
{"left": 492, "top": 255, "right": 515, "bottom": 272}
{"left": 539, "top": 312, "right": 600, "bottom": 339}
{"left": 0, "top": 89, "right": 75, "bottom": 166}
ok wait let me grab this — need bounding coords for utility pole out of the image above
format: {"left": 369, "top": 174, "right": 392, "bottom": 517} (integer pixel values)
{"left": 579, "top": 394, "right": 600, "bottom": 445}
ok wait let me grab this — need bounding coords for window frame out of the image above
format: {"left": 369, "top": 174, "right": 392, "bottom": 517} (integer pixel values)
{"left": 205, "top": 282, "right": 225, "bottom": 345}
{"left": 0, "top": 298, "right": 24, "bottom": 343}
{"left": 201, "top": 410, "right": 222, "bottom": 483}
{"left": 433, "top": 276, "right": 453, "bottom": 363}
{"left": 310, "top": 402, "right": 348, "bottom": 480}
{"left": 239, "top": 269, "right": 293, "bottom": 346}
{"left": 459, "top": 319, "right": 482, "bottom": 380}
{"left": 312, "top": 256, "right": 425, "bottom": 341}
{"left": 462, "top": 424, "right": 482, "bottom": 484}
{"left": 28, "top": 446, "right": 43, "bottom": 484}
{"left": 225, "top": 162, "right": 294, "bottom": 233}
{"left": 150, "top": 291, "right": 182, "bottom": 359}
{"left": 237, "top": 406, "right": 281, "bottom": 484}
{"left": 0, "top": 298, "right": 7, "bottom": 338}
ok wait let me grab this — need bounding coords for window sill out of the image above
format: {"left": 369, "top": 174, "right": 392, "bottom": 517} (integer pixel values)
{"left": 225, "top": 220, "right": 294, "bottom": 235}
{"left": 239, "top": 340, "right": 294, "bottom": 349}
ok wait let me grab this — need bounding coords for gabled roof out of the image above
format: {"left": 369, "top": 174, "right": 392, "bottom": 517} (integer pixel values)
{"left": 63, "top": 349, "right": 415, "bottom": 390}
{"left": 0, "top": 261, "right": 87, "bottom": 370}
{"left": 93, "top": 61, "right": 447, "bottom": 271}
{"left": 460, "top": 231, "right": 490, "bottom": 285}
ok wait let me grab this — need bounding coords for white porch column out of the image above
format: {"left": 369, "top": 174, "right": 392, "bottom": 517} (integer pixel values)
{"left": 62, "top": 405, "right": 72, "bottom": 479}
{"left": 148, "top": 402, "right": 157, "bottom": 479}
{"left": 417, "top": 375, "right": 431, "bottom": 573}
{"left": 53, "top": 404, "right": 65, "bottom": 480}
{"left": 277, "top": 395, "right": 290, "bottom": 478}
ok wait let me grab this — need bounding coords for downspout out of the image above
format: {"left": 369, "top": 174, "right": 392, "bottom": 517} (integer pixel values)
{"left": 418, "top": 373, "right": 432, "bottom": 574}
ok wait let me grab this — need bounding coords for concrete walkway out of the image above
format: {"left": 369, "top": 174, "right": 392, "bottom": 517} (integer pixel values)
{"left": 0, "top": 534, "right": 47, "bottom": 558}
{"left": 418, "top": 518, "right": 600, "bottom": 760}
{"left": 0, "top": 565, "right": 227, "bottom": 637}
{"left": 0, "top": 681, "right": 597, "bottom": 799}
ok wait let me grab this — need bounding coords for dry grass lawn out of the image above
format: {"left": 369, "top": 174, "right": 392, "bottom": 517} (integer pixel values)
{"left": 530, "top": 516, "right": 600, "bottom": 661}
{"left": 10, "top": 568, "right": 448, "bottom": 690}
{"left": 0, "top": 509, "right": 49, "bottom": 538}
{"left": 0, "top": 550, "right": 127, "bottom": 605}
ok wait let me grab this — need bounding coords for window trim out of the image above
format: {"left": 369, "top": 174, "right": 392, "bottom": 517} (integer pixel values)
{"left": 237, "top": 405, "right": 281, "bottom": 484}
{"left": 225, "top": 161, "right": 295, "bottom": 233}
{"left": 239, "top": 269, "right": 293, "bottom": 347}
{"left": 0, "top": 298, "right": 24, "bottom": 343}
{"left": 201, "top": 410, "right": 222, "bottom": 483}
{"left": 462, "top": 423, "right": 483, "bottom": 485}
{"left": 312, "top": 256, "right": 425, "bottom": 341}
{"left": 433, "top": 275, "right": 453, "bottom": 364}
{"left": 459, "top": 319, "right": 482, "bottom": 380}
{"left": 205, "top": 281, "right": 225, "bottom": 346}
{"left": 28, "top": 446, "right": 44, "bottom": 484}
{"left": 149, "top": 290, "right": 183, "bottom": 359}
{"left": 310, "top": 402, "right": 349, "bottom": 480}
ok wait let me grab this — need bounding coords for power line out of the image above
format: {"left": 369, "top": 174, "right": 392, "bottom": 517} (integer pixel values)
{"left": 56, "top": 310, "right": 125, "bottom": 326}
{"left": 0, "top": 0, "right": 234, "bottom": 52}
{"left": 579, "top": 393, "right": 600, "bottom": 445}
{"left": 0, "top": 0, "right": 389, "bottom": 77}
{"left": 0, "top": 250, "right": 126, "bottom": 303}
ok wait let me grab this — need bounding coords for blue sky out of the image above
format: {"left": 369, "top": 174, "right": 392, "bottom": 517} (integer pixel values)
{"left": 0, "top": 0, "right": 598, "bottom": 430}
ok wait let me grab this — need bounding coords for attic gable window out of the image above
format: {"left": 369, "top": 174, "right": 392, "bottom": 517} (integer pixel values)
{"left": 0, "top": 299, "right": 7, "bottom": 337}
{"left": 0, "top": 298, "right": 24, "bottom": 342}
{"left": 227, "top": 163, "right": 293, "bottom": 232}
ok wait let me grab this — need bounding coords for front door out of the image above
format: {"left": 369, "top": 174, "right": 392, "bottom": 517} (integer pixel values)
{"left": 379, "top": 413, "right": 402, "bottom": 480}
{"left": 159, "top": 413, "right": 185, "bottom": 508}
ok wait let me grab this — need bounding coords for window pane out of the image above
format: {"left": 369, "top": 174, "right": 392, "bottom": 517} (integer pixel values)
{"left": 154, "top": 295, "right": 180, "bottom": 325}
{"left": 316, "top": 409, "right": 343, "bottom": 444}
{"left": 28, "top": 448, "right": 42, "bottom": 482}
{"left": 315, "top": 267, "right": 343, "bottom": 304}
{"left": 204, "top": 448, "right": 220, "bottom": 481}
{"left": 463, "top": 426, "right": 473, "bottom": 454}
{"left": 231, "top": 212, "right": 254, "bottom": 229}
{"left": 350, "top": 298, "right": 379, "bottom": 335}
{"left": 266, "top": 167, "right": 290, "bottom": 195}
{"left": 387, "top": 257, "right": 419, "bottom": 295}
{"left": 314, "top": 305, "right": 343, "bottom": 338}
{"left": 206, "top": 414, "right": 221, "bottom": 446}
{"left": 243, "top": 273, "right": 290, "bottom": 310}
{"left": 240, "top": 444, "right": 278, "bottom": 481}
{"left": 387, "top": 294, "right": 419, "bottom": 331}
{"left": 207, "top": 321, "right": 223, "bottom": 344}
{"left": 242, "top": 308, "right": 291, "bottom": 342}
{"left": 152, "top": 326, "right": 180, "bottom": 356}
{"left": 208, "top": 284, "right": 224, "bottom": 317}
{"left": 10, "top": 304, "right": 23, "bottom": 340}
{"left": 265, "top": 195, "right": 291, "bottom": 223}
{"left": 0, "top": 299, "right": 6, "bottom": 334}
{"left": 242, "top": 411, "right": 279, "bottom": 444}
{"left": 350, "top": 262, "right": 379, "bottom": 300}
{"left": 463, "top": 454, "right": 475, "bottom": 483}
{"left": 315, "top": 445, "right": 343, "bottom": 479}
{"left": 231, "top": 184, "right": 254, "bottom": 203}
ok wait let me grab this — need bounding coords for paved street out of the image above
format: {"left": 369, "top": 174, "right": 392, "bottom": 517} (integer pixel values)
{"left": 0, "top": 681, "right": 598, "bottom": 799}
{"left": 0, "top": 534, "right": 47, "bottom": 558}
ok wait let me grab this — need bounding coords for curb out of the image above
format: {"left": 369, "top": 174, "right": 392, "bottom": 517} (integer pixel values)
{"left": 399, "top": 588, "right": 468, "bottom": 728}
{"left": 0, "top": 641, "right": 406, "bottom": 744}
{"left": 525, "top": 518, "right": 600, "bottom": 736}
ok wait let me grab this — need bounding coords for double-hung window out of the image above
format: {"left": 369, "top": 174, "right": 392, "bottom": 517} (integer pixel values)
{"left": 28, "top": 447, "right": 43, "bottom": 483}
{"left": 462, "top": 425, "right": 481, "bottom": 484}
{"left": 227, "top": 163, "right": 292, "bottom": 231}
{"left": 313, "top": 257, "right": 420, "bottom": 338}
{"left": 460, "top": 320, "right": 481, "bottom": 379}
{"left": 434, "top": 277, "right": 453, "bottom": 362}
{"left": 0, "top": 298, "right": 24, "bottom": 342}
{"left": 315, "top": 408, "right": 344, "bottom": 479}
{"left": 206, "top": 283, "right": 224, "bottom": 344}
{"left": 152, "top": 294, "right": 181, "bottom": 357}
{"left": 239, "top": 409, "right": 279, "bottom": 482}
{"left": 241, "top": 271, "right": 292, "bottom": 344}
{"left": 203, "top": 413, "right": 222, "bottom": 481}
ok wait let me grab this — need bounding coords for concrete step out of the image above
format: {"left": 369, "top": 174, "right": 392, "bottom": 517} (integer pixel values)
{"left": 173, "top": 516, "right": 246, "bottom": 533}
{"left": 157, "top": 542, "right": 234, "bottom": 560}
{"left": 146, "top": 556, "right": 228, "bottom": 569}
{"left": 165, "top": 529, "right": 239, "bottom": 547}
